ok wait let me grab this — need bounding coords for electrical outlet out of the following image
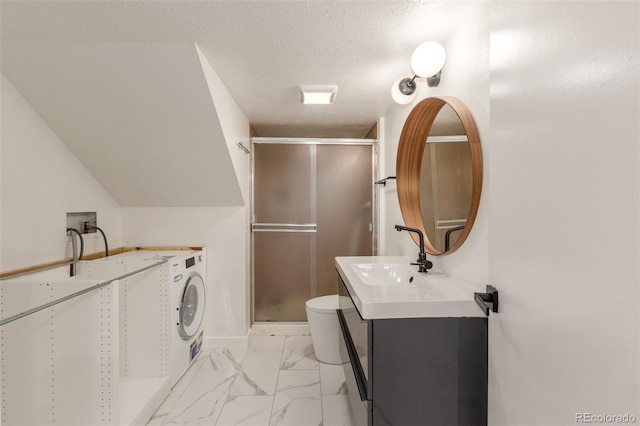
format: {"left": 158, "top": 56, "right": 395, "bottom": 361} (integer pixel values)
{"left": 66, "top": 212, "right": 97, "bottom": 235}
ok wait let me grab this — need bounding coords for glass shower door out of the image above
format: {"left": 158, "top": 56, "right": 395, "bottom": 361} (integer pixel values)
{"left": 252, "top": 141, "right": 373, "bottom": 322}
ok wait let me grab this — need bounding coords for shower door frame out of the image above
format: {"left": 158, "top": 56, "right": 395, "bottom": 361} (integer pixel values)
{"left": 250, "top": 137, "right": 379, "bottom": 324}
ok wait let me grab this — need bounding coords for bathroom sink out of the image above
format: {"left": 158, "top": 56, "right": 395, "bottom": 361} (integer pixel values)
{"left": 336, "top": 256, "right": 484, "bottom": 319}
{"left": 351, "top": 263, "right": 422, "bottom": 286}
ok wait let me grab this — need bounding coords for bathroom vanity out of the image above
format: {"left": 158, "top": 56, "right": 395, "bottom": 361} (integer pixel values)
{"left": 336, "top": 256, "right": 488, "bottom": 426}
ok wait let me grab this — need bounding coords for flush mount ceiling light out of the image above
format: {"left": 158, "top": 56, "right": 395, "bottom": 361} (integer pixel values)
{"left": 391, "top": 41, "right": 446, "bottom": 104}
{"left": 300, "top": 85, "right": 338, "bottom": 104}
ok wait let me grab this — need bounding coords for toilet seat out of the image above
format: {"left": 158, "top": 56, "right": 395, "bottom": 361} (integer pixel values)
{"left": 305, "top": 295, "right": 354, "bottom": 314}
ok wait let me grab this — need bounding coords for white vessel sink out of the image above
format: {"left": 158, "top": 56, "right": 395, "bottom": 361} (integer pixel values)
{"left": 336, "top": 256, "right": 484, "bottom": 319}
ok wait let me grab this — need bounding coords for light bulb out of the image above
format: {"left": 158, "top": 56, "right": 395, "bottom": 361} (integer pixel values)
{"left": 411, "top": 41, "right": 446, "bottom": 78}
{"left": 391, "top": 77, "right": 418, "bottom": 105}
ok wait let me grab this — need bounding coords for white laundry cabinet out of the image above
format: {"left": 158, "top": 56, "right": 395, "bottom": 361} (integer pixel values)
{"left": 0, "top": 260, "right": 170, "bottom": 426}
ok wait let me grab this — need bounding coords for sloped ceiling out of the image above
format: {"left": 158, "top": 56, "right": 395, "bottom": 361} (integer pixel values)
{"left": 1, "top": 41, "right": 243, "bottom": 207}
{"left": 0, "top": 1, "right": 470, "bottom": 207}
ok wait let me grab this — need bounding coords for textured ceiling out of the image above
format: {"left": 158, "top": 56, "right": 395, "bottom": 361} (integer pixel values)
{"left": 1, "top": 0, "right": 465, "bottom": 138}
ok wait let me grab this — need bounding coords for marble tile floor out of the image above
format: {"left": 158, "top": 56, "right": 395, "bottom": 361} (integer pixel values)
{"left": 147, "top": 335, "right": 355, "bottom": 426}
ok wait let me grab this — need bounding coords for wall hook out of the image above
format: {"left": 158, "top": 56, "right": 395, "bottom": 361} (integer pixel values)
{"left": 474, "top": 285, "right": 499, "bottom": 316}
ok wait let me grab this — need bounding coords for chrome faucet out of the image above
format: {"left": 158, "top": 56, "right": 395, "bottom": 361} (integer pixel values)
{"left": 395, "top": 225, "right": 433, "bottom": 273}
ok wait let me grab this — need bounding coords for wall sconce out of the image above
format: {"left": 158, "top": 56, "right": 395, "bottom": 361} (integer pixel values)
{"left": 391, "top": 41, "right": 446, "bottom": 104}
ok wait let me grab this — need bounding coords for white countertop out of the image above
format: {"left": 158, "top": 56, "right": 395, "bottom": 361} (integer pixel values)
{"left": 335, "top": 256, "right": 485, "bottom": 319}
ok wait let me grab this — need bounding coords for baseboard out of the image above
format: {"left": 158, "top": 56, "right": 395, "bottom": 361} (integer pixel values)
{"left": 251, "top": 322, "right": 311, "bottom": 336}
{"left": 204, "top": 329, "right": 250, "bottom": 348}
{"left": 203, "top": 323, "right": 312, "bottom": 347}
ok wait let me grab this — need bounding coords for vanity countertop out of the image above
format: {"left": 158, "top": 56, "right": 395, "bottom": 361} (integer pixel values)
{"left": 335, "top": 256, "right": 485, "bottom": 319}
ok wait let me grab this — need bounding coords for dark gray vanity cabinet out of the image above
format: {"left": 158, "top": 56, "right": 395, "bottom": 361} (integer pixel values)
{"left": 338, "top": 279, "right": 488, "bottom": 426}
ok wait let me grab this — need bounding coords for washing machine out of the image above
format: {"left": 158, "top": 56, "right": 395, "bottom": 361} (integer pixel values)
{"left": 168, "top": 251, "right": 206, "bottom": 387}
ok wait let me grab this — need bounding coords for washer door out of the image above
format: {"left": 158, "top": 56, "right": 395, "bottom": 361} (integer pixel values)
{"left": 178, "top": 272, "right": 205, "bottom": 339}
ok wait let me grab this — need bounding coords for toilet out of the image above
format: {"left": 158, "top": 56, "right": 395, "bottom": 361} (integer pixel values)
{"left": 305, "top": 295, "right": 357, "bottom": 365}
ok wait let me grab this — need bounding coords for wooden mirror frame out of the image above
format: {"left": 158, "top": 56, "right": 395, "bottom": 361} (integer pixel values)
{"left": 396, "top": 97, "right": 483, "bottom": 255}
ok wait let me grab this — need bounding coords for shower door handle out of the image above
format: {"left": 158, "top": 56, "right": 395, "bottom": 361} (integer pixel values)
{"left": 252, "top": 223, "right": 317, "bottom": 233}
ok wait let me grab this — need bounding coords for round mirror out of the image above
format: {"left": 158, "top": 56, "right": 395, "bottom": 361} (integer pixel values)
{"left": 396, "top": 97, "right": 482, "bottom": 255}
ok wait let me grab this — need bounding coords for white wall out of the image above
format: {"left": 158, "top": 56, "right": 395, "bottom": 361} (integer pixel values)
{"left": 196, "top": 45, "right": 251, "bottom": 203}
{"left": 0, "top": 74, "right": 122, "bottom": 271}
{"left": 380, "top": 1, "right": 490, "bottom": 286}
{"left": 196, "top": 44, "right": 252, "bottom": 339}
{"left": 122, "top": 48, "right": 252, "bottom": 342}
{"left": 381, "top": 1, "right": 639, "bottom": 424}
{"left": 121, "top": 207, "right": 249, "bottom": 342}
{"left": 382, "top": 2, "right": 639, "bottom": 424}
{"left": 487, "top": 2, "right": 639, "bottom": 424}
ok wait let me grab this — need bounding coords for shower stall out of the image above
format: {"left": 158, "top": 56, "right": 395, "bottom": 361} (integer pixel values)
{"left": 251, "top": 138, "right": 376, "bottom": 322}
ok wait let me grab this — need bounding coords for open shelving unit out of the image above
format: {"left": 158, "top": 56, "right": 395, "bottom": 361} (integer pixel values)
{"left": 78, "top": 257, "right": 171, "bottom": 425}
{"left": 0, "top": 258, "right": 170, "bottom": 426}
